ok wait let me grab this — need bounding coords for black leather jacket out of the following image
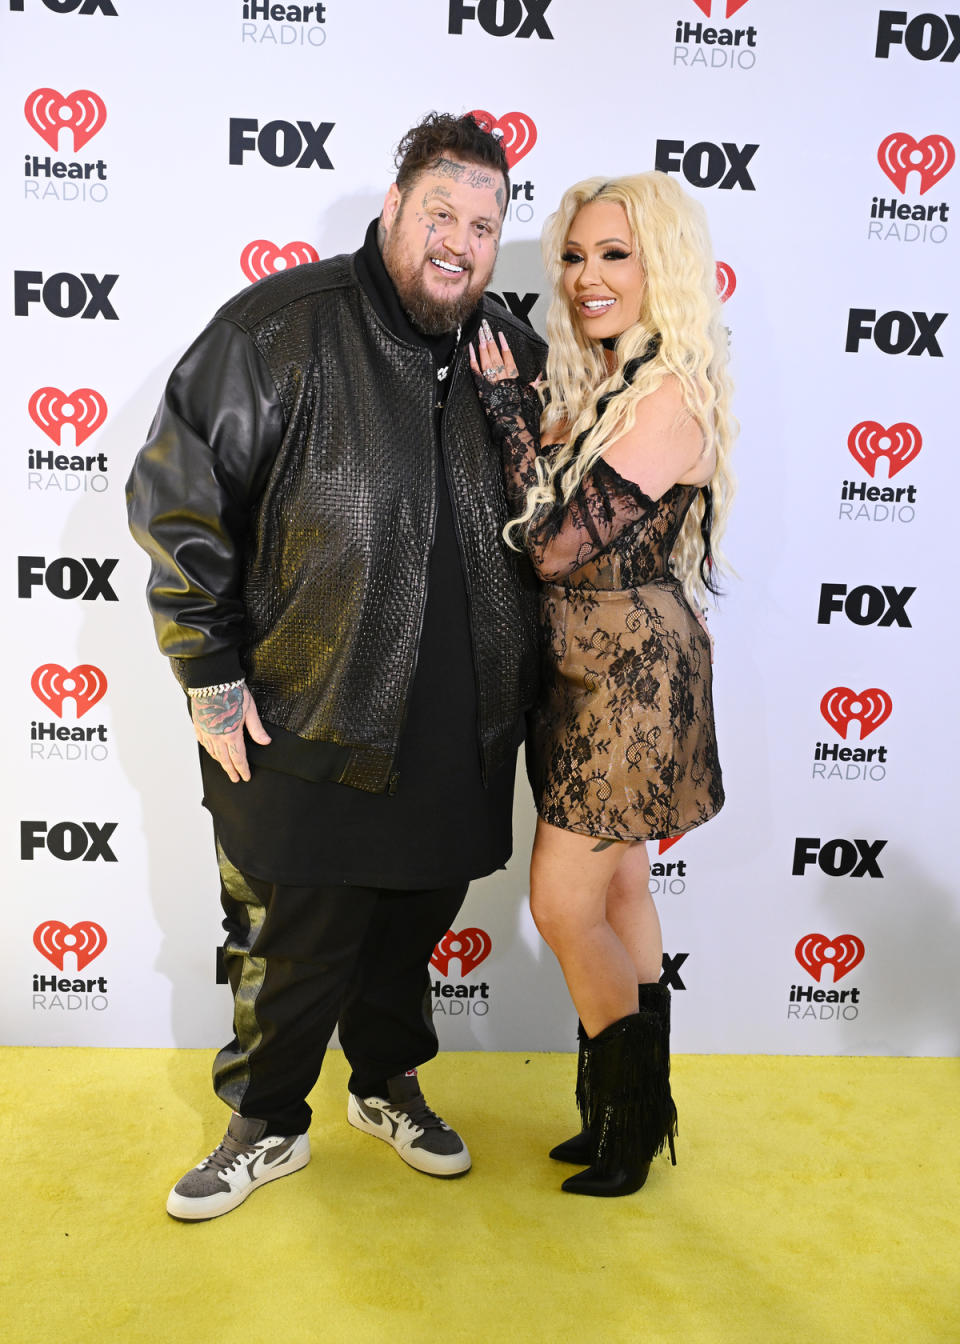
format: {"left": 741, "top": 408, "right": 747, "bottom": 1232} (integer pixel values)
{"left": 127, "top": 252, "right": 545, "bottom": 793}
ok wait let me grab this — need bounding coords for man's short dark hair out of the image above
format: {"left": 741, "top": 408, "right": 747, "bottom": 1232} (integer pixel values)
{"left": 394, "top": 112, "right": 510, "bottom": 203}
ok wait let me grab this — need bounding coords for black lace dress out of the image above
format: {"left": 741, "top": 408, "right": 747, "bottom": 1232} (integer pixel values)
{"left": 479, "top": 375, "right": 724, "bottom": 842}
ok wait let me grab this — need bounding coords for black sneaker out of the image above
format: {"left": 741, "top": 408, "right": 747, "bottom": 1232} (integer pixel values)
{"left": 166, "top": 1113, "right": 310, "bottom": 1221}
{"left": 347, "top": 1070, "right": 471, "bottom": 1177}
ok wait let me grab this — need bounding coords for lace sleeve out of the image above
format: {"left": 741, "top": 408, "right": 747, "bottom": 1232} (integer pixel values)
{"left": 474, "top": 375, "right": 542, "bottom": 515}
{"left": 477, "top": 376, "right": 654, "bottom": 582}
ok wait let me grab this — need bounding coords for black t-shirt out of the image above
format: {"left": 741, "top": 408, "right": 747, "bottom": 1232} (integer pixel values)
{"left": 200, "top": 221, "right": 517, "bottom": 889}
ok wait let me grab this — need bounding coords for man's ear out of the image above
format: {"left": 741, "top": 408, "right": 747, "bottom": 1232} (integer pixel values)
{"left": 381, "top": 183, "right": 402, "bottom": 234}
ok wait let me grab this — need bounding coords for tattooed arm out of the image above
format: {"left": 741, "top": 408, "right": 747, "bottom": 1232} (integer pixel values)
{"left": 190, "top": 682, "right": 271, "bottom": 784}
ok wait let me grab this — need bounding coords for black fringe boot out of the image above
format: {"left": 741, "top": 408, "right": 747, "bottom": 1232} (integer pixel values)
{"left": 637, "top": 980, "right": 679, "bottom": 1167}
{"left": 561, "top": 1006, "right": 677, "bottom": 1198}
{"left": 548, "top": 1021, "right": 592, "bottom": 1163}
{"left": 551, "top": 983, "right": 678, "bottom": 1168}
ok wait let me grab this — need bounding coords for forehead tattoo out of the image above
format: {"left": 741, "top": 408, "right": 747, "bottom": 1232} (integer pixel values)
{"left": 422, "top": 185, "right": 453, "bottom": 207}
{"left": 434, "top": 156, "right": 498, "bottom": 191}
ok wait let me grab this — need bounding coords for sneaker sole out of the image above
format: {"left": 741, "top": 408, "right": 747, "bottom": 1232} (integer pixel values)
{"left": 166, "top": 1135, "right": 311, "bottom": 1221}
{"left": 346, "top": 1096, "right": 471, "bottom": 1178}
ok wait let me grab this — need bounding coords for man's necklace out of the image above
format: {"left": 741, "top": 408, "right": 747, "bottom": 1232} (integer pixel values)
{"left": 436, "top": 324, "right": 462, "bottom": 383}
{"left": 435, "top": 324, "right": 462, "bottom": 409}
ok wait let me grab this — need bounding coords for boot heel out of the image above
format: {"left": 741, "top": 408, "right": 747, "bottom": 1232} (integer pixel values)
{"left": 638, "top": 982, "right": 679, "bottom": 1169}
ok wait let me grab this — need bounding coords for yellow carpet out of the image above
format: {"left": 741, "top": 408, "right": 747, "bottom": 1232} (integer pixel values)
{"left": 3, "top": 1048, "right": 957, "bottom": 1344}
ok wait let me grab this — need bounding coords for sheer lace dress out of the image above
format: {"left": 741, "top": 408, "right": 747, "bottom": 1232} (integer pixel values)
{"left": 478, "top": 375, "right": 724, "bottom": 841}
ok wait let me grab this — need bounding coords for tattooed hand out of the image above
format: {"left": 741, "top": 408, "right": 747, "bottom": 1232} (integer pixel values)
{"left": 191, "top": 683, "right": 272, "bottom": 783}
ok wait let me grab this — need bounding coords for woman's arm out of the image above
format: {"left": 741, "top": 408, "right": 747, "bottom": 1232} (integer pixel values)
{"left": 473, "top": 324, "right": 702, "bottom": 581}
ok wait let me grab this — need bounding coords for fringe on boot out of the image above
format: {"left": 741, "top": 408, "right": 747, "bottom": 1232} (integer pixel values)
{"left": 551, "top": 983, "right": 679, "bottom": 1165}
{"left": 561, "top": 1011, "right": 674, "bottom": 1197}
{"left": 636, "top": 981, "right": 678, "bottom": 1166}
{"left": 548, "top": 1021, "right": 592, "bottom": 1163}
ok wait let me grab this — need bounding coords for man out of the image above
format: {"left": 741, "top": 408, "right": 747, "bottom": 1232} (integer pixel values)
{"left": 127, "top": 113, "right": 544, "bottom": 1221}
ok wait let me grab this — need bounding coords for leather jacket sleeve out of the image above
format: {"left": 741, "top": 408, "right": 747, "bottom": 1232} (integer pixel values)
{"left": 125, "top": 317, "right": 285, "bottom": 689}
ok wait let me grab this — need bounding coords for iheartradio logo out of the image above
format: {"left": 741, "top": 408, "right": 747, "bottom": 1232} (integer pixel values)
{"left": 820, "top": 687, "right": 892, "bottom": 740}
{"left": 795, "top": 933, "right": 865, "bottom": 983}
{"left": 34, "top": 920, "right": 107, "bottom": 971}
{"left": 240, "top": 239, "right": 319, "bottom": 284}
{"left": 715, "top": 261, "right": 736, "bottom": 303}
{"left": 25, "top": 88, "right": 107, "bottom": 153}
{"left": 431, "top": 927, "right": 491, "bottom": 977}
{"left": 467, "top": 110, "right": 537, "bottom": 169}
{"left": 32, "top": 663, "right": 107, "bottom": 717}
{"left": 877, "top": 133, "right": 954, "bottom": 195}
{"left": 691, "top": 0, "right": 751, "bottom": 15}
{"left": 29, "top": 387, "right": 107, "bottom": 447}
{"left": 658, "top": 836, "right": 683, "bottom": 854}
{"left": 847, "top": 421, "right": 921, "bottom": 479}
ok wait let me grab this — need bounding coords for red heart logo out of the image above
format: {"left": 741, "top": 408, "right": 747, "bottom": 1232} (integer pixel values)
{"left": 847, "top": 420, "right": 921, "bottom": 479}
{"left": 795, "top": 933, "right": 865, "bottom": 983}
{"left": 29, "top": 387, "right": 107, "bottom": 447}
{"left": 820, "top": 687, "right": 892, "bottom": 740}
{"left": 240, "top": 240, "right": 319, "bottom": 284}
{"left": 692, "top": 0, "right": 751, "bottom": 15}
{"left": 877, "top": 132, "right": 955, "bottom": 195}
{"left": 430, "top": 928, "right": 492, "bottom": 977}
{"left": 658, "top": 836, "right": 683, "bottom": 855}
{"left": 25, "top": 88, "right": 107, "bottom": 153}
{"left": 715, "top": 261, "right": 737, "bottom": 303}
{"left": 31, "top": 664, "right": 107, "bottom": 718}
{"left": 34, "top": 920, "right": 107, "bottom": 972}
{"left": 468, "top": 110, "right": 537, "bottom": 169}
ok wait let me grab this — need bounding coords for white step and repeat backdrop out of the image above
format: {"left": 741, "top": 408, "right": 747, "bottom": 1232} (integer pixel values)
{"left": 2, "top": 0, "right": 956, "bottom": 1057}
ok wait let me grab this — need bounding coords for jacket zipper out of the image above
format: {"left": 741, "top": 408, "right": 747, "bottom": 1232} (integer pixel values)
{"left": 385, "top": 347, "right": 440, "bottom": 794}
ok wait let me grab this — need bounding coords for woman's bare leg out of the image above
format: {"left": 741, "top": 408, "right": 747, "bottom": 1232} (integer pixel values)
{"left": 529, "top": 818, "right": 639, "bottom": 1037}
{"left": 605, "top": 842, "right": 664, "bottom": 985}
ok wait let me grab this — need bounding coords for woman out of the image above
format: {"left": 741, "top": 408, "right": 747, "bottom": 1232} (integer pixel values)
{"left": 470, "top": 172, "right": 735, "bottom": 1198}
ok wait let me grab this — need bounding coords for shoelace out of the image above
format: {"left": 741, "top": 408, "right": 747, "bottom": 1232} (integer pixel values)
{"left": 201, "top": 1133, "right": 259, "bottom": 1174}
{"left": 395, "top": 1095, "right": 447, "bottom": 1134}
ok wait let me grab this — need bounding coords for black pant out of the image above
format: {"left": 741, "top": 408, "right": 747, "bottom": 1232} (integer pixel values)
{"left": 212, "top": 842, "right": 468, "bottom": 1135}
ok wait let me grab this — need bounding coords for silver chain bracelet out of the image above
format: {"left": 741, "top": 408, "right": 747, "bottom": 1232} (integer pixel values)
{"left": 186, "top": 678, "right": 246, "bottom": 700}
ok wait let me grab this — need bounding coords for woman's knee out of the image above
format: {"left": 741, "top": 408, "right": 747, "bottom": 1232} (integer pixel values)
{"left": 529, "top": 885, "right": 600, "bottom": 952}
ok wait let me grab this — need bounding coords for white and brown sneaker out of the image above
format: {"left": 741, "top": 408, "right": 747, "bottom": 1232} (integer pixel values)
{"left": 347, "top": 1070, "right": 471, "bottom": 1178}
{"left": 166, "top": 1113, "right": 310, "bottom": 1221}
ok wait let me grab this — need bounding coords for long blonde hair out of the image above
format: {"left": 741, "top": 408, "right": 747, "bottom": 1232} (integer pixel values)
{"left": 508, "top": 171, "right": 735, "bottom": 608}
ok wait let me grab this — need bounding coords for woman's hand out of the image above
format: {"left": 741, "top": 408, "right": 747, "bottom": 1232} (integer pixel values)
{"left": 469, "top": 319, "right": 519, "bottom": 384}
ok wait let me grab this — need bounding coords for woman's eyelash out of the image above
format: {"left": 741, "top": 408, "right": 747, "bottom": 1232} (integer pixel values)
{"left": 560, "top": 249, "right": 632, "bottom": 263}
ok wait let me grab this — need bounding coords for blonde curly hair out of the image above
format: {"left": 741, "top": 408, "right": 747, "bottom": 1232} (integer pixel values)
{"left": 507, "top": 171, "right": 736, "bottom": 608}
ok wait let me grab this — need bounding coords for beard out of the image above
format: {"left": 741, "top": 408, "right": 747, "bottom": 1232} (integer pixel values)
{"left": 383, "top": 236, "right": 487, "bottom": 336}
